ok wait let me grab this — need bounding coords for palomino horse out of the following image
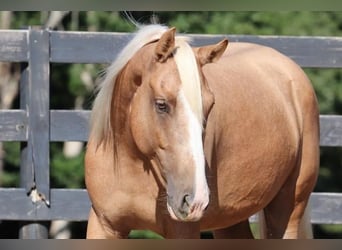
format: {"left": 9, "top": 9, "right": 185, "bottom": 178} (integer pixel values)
{"left": 85, "top": 25, "right": 319, "bottom": 239}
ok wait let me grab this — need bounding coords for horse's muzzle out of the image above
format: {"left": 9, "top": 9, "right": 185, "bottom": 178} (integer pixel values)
{"left": 167, "top": 194, "right": 209, "bottom": 222}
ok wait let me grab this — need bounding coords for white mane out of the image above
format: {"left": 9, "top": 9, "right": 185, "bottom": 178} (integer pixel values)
{"left": 90, "top": 24, "right": 204, "bottom": 145}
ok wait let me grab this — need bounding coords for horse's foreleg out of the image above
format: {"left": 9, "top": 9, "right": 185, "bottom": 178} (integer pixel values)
{"left": 262, "top": 163, "right": 315, "bottom": 239}
{"left": 283, "top": 200, "right": 313, "bottom": 239}
{"left": 262, "top": 174, "right": 297, "bottom": 239}
{"left": 86, "top": 207, "right": 107, "bottom": 239}
{"left": 213, "top": 220, "right": 254, "bottom": 239}
{"left": 284, "top": 98, "right": 319, "bottom": 239}
{"left": 86, "top": 207, "right": 129, "bottom": 239}
{"left": 162, "top": 220, "right": 201, "bottom": 239}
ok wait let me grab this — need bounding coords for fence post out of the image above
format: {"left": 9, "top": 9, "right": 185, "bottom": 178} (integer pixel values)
{"left": 18, "top": 27, "right": 50, "bottom": 239}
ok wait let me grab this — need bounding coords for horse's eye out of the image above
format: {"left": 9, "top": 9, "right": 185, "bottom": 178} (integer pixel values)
{"left": 155, "top": 99, "right": 169, "bottom": 113}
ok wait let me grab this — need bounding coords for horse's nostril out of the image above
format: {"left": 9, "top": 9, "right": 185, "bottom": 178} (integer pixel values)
{"left": 182, "top": 194, "right": 191, "bottom": 208}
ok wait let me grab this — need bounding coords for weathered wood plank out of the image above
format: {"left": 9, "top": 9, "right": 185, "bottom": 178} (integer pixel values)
{"left": 37, "top": 189, "right": 91, "bottom": 221}
{"left": 0, "top": 110, "right": 90, "bottom": 142}
{"left": 0, "top": 30, "right": 28, "bottom": 62}
{"left": 190, "top": 34, "right": 342, "bottom": 68}
{"left": 50, "top": 31, "right": 132, "bottom": 64}
{"left": 0, "top": 110, "right": 27, "bottom": 141}
{"left": 310, "top": 192, "right": 342, "bottom": 224}
{"left": 27, "top": 29, "right": 51, "bottom": 204}
{"left": 319, "top": 115, "right": 342, "bottom": 147}
{"left": 50, "top": 110, "right": 90, "bottom": 142}
{"left": 49, "top": 31, "right": 342, "bottom": 68}
{"left": 0, "top": 188, "right": 32, "bottom": 220}
{"left": 0, "top": 188, "right": 90, "bottom": 221}
{"left": 249, "top": 193, "right": 342, "bottom": 224}
{"left": 20, "top": 66, "right": 35, "bottom": 194}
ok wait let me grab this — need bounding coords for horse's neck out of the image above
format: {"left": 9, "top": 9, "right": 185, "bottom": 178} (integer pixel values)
{"left": 109, "top": 52, "right": 163, "bottom": 177}
{"left": 110, "top": 95, "right": 166, "bottom": 190}
{"left": 110, "top": 65, "right": 142, "bottom": 158}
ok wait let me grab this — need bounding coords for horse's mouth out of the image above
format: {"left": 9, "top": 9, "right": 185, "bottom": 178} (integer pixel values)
{"left": 166, "top": 202, "right": 205, "bottom": 222}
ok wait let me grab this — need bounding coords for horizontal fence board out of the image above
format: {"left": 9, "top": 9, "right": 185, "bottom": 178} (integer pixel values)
{"left": 50, "top": 110, "right": 90, "bottom": 141}
{"left": 319, "top": 115, "right": 342, "bottom": 146}
{"left": 49, "top": 31, "right": 342, "bottom": 68}
{"left": 249, "top": 192, "right": 342, "bottom": 224}
{"left": 0, "top": 189, "right": 340, "bottom": 224}
{"left": 0, "top": 188, "right": 33, "bottom": 220}
{"left": 310, "top": 192, "right": 342, "bottom": 224}
{"left": 0, "top": 30, "right": 28, "bottom": 62}
{"left": 1, "top": 111, "right": 342, "bottom": 146}
{"left": 0, "top": 188, "right": 90, "bottom": 221}
{"left": 0, "top": 30, "right": 341, "bottom": 68}
{"left": 0, "top": 110, "right": 91, "bottom": 142}
{"left": 190, "top": 34, "right": 342, "bottom": 68}
{"left": 0, "top": 110, "right": 27, "bottom": 141}
{"left": 37, "top": 189, "right": 90, "bottom": 221}
{"left": 50, "top": 31, "right": 133, "bottom": 64}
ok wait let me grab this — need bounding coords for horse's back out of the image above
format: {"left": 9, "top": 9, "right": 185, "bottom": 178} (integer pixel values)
{"left": 204, "top": 42, "right": 317, "bottom": 144}
{"left": 201, "top": 42, "right": 319, "bottom": 230}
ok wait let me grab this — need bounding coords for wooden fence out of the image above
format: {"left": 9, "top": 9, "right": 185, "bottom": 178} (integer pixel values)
{"left": 0, "top": 28, "right": 342, "bottom": 238}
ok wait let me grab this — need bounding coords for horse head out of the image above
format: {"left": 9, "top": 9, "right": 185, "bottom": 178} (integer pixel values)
{"left": 128, "top": 27, "right": 228, "bottom": 222}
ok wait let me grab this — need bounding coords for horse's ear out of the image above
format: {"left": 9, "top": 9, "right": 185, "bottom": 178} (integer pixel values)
{"left": 155, "top": 27, "right": 176, "bottom": 62}
{"left": 196, "top": 39, "right": 228, "bottom": 66}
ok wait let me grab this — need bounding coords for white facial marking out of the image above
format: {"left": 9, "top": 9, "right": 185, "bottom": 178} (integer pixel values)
{"left": 167, "top": 36, "right": 209, "bottom": 221}
{"left": 179, "top": 92, "right": 209, "bottom": 220}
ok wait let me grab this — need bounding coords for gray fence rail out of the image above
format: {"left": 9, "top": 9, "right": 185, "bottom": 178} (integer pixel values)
{"left": 0, "top": 28, "right": 342, "bottom": 238}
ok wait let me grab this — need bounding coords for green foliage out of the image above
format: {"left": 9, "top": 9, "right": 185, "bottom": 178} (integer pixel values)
{"left": 69, "top": 64, "right": 88, "bottom": 96}
{"left": 128, "top": 230, "right": 164, "bottom": 239}
{"left": 11, "top": 12, "right": 42, "bottom": 29}
{"left": 68, "top": 64, "right": 98, "bottom": 98}
{"left": 165, "top": 12, "right": 342, "bottom": 36}
{"left": 50, "top": 143, "right": 85, "bottom": 189}
{"left": 317, "top": 147, "right": 342, "bottom": 193}
{"left": 306, "top": 69, "right": 342, "bottom": 114}
{"left": 85, "top": 11, "right": 135, "bottom": 32}
{"left": 0, "top": 142, "right": 20, "bottom": 187}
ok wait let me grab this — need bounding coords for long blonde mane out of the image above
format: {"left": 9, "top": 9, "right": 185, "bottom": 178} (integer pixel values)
{"left": 90, "top": 24, "right": 168, "bottom": 145}
{"left": 90, "top": 24, "right": 203, "bottom": 145}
